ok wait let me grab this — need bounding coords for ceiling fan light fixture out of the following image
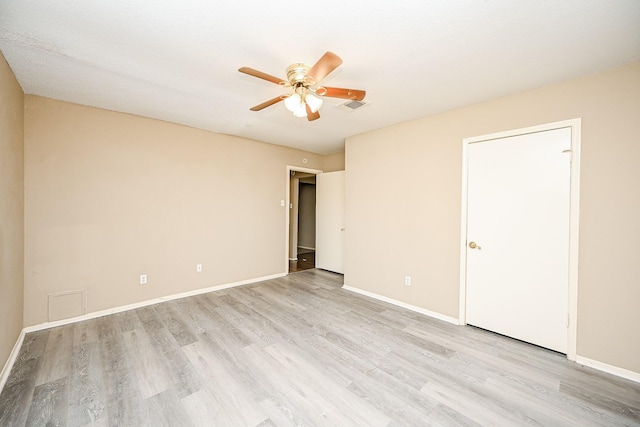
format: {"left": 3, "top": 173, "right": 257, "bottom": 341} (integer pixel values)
{"left": 284, "top": 92, "right": 308, "bottom": 118}
{"left": 284, "top": 93, "right": 302, "bottom": 113}
{"left": 305, "top": 93, "right": 323, "bottom": 113}
{"left": 292, "top": 107, "right": 307, "bottom": 118}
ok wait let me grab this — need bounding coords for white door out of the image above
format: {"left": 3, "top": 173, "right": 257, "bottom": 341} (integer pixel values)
{"left": 316, "top": 171, "right": 345, "bottom": 274}
{"left": 466, "top": 127, "right": 571, "bottom": 353}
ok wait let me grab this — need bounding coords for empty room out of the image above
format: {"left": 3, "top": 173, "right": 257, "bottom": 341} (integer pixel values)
{"left": 1, "top": 1, "right": 639, "bottom": 425}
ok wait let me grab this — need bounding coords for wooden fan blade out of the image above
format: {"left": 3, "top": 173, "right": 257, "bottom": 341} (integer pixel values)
{"left": 250, "top": 96, "right": 286, "bottom": 111}
{"left": 316, "top": 86, "right": 366, "bottom": 101}
{"left": 306, "top": 103, "right": 320, "bottom": 121}
{"left": 305, "top": 51, "right": 343, "bottom": 83}
{"left": 239, "top": 67, "right": 286, "bottom": 85}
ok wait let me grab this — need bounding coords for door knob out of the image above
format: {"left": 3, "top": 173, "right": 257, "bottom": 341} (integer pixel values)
{"left": 469, "top": 241, "right": 481, "bottom": 250}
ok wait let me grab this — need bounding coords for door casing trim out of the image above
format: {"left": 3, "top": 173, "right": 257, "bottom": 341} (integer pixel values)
{"left": 458, "top": 118, "right": 581, "bottom": 360}
{"left": 285, "top": 165, "right": 323, "bottom": 274}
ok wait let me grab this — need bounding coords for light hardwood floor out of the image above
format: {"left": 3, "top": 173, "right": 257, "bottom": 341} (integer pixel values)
{"left": 1, "top": 269, "right": 639, "bottom": 426}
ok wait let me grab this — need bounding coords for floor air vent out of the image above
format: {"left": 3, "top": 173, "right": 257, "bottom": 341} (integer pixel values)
{"left": 337, "top": 99, "right": 370, "bottom": 111}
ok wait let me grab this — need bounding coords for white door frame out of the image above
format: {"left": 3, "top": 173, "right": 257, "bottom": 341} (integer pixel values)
{"left": 459, "top": 119, "right": 581, "bottom": 360}
{"left": 285, "top": 165, "right": 323, "bottom": 274}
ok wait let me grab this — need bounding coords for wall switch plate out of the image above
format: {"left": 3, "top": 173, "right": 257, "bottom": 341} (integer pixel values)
{"left": 140, "top": 274, "right": 147, "bottom": 285}
{"left": 405, "top": 276, "right": 411, "bottom": 286}
{"left": 280, "top": 200, "right": 285, "bottom": 207}
{"left": 196, "top": 263, "right": 202, "bottom": 272}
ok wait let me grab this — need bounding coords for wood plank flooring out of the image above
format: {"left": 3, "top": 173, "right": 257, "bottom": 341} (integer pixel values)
{"left": 1, "top": 269, "right": 639, "bottom": 426}
{"left": 288, "top": 248, "right": 315, "bottom": 273}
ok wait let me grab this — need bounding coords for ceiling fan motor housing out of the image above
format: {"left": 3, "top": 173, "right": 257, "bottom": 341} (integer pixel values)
{"left": 286, "top": 63, "right": 313, "bottom": 85}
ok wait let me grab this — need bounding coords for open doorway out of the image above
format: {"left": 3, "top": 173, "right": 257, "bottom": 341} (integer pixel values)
{"left": 287, "top": 167, "right": 321, "bottom": 273}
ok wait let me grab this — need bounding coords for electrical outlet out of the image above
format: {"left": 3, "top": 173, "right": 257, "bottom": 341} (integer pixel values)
{"left": 405, "top": 276, "right": 411, "bottom": 286}
{"left": 196, "top": 263, "right": 202, "bottom": 273}
{"left": 140, "top": 274, "right": 147, "bottom": 285}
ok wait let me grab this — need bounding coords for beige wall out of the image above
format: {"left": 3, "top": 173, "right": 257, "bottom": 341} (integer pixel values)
{"left": 0, "top": 52, "right": 24, "bottom": 368}
{"left": 323, "top": 151, "right": 345, "bottom": 172}
{"left": 345, "top": 62, "right": 640, "bottom": 374}
{"left": 24, "top": 96, "right": 324, "bottom": 326}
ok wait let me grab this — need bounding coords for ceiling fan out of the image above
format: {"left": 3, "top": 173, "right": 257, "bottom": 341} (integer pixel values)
{"left": 238, "top": 51, "right": 366, "bottom": 121}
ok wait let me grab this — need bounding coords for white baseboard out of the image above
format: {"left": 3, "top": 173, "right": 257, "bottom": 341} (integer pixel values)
{"left": 342, "top": 285, "right": 460, "bottom": 325}
{"left": 297, "top": 246, "right": 316, "bottom": 251}
{"left": 23, "top": 272, "right": 287, "bottom": 334}
{"left": 575, "top": 355, "right": 640, "bottom": 383}
{"left": 0, "top": 329, "right": 26, "bottom": 394}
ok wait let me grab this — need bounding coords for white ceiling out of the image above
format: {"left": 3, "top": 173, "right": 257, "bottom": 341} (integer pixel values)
{"left": 1, "top": 1, "right": 639, "bottom": 155}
